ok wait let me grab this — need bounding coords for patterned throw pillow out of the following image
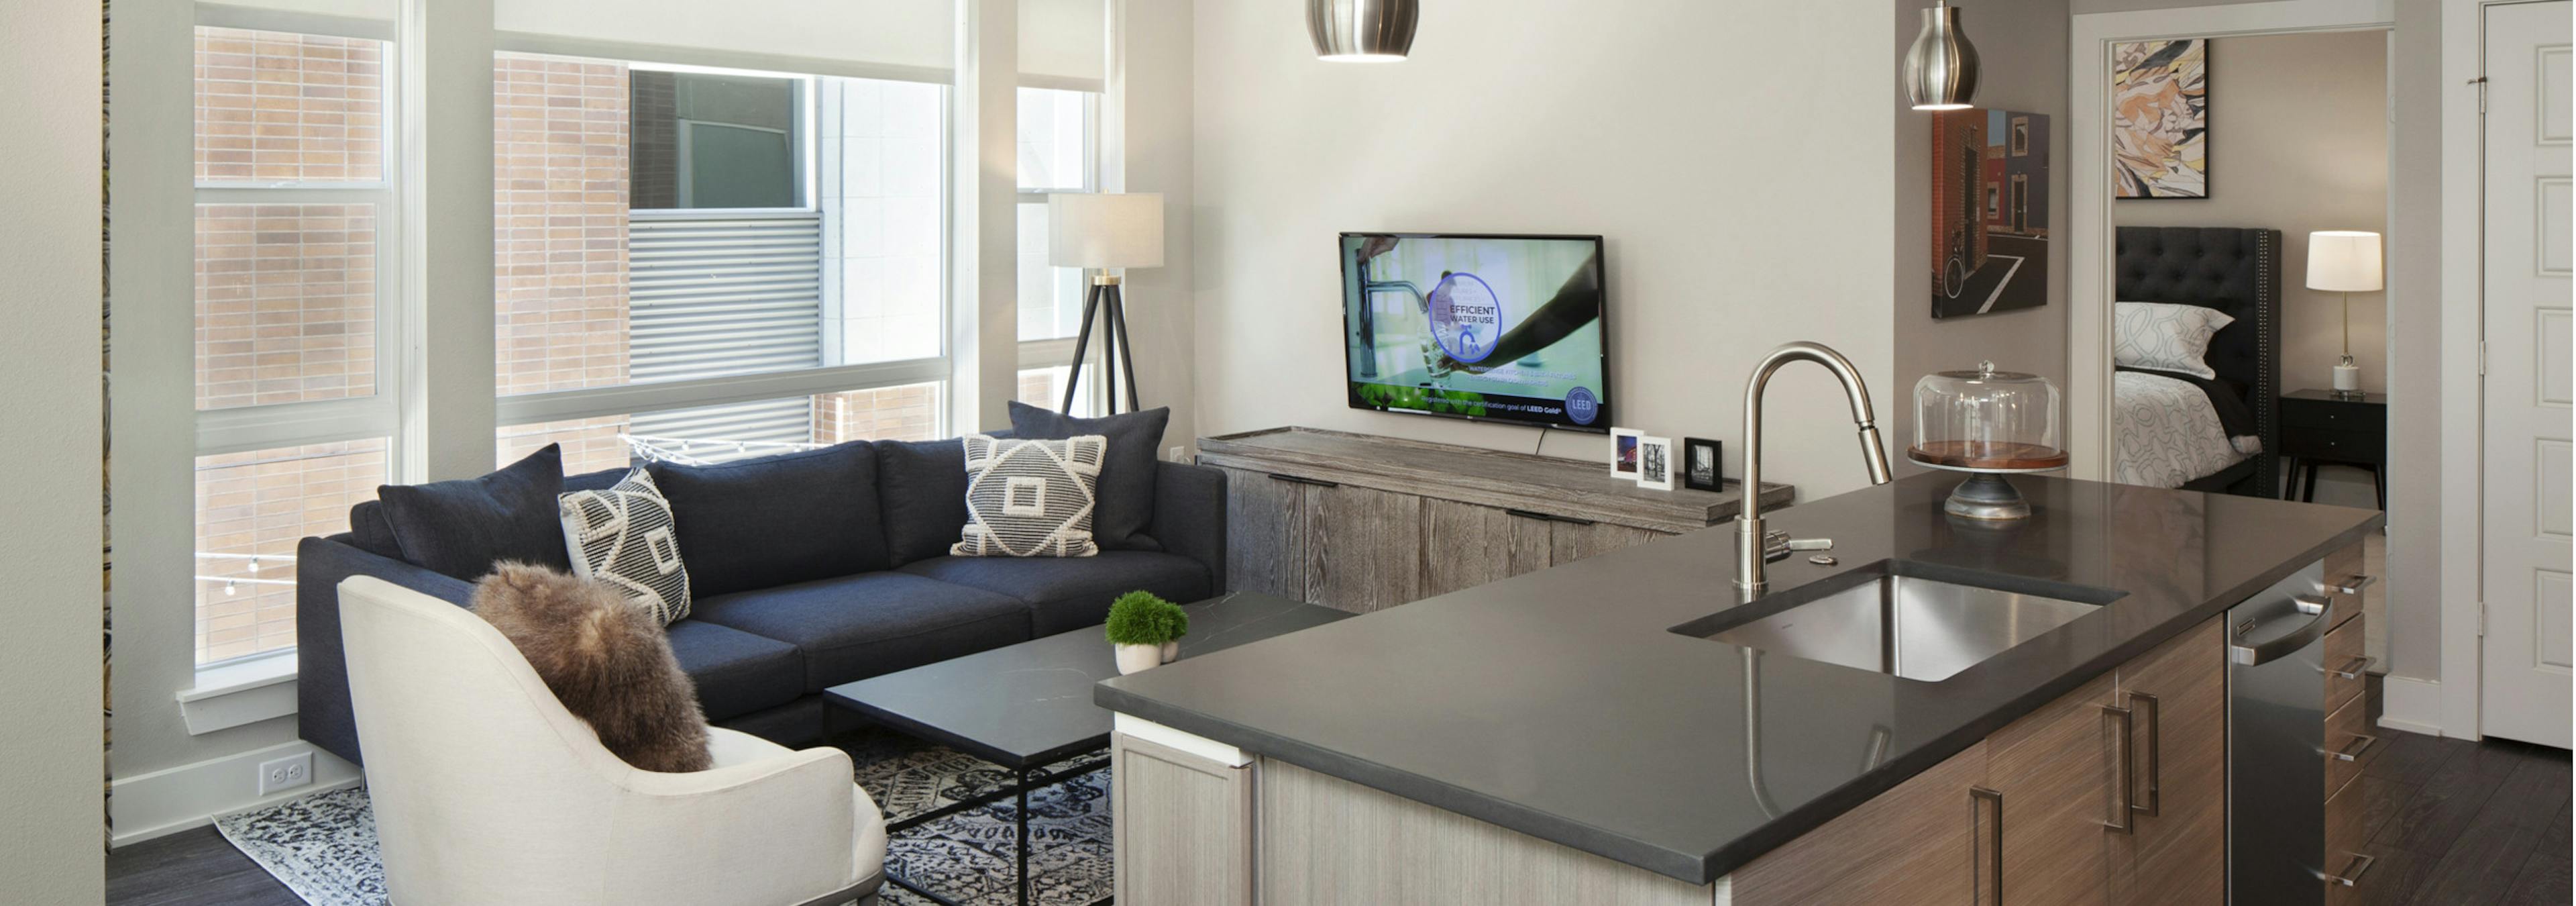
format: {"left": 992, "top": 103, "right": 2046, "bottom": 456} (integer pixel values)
{"left": 557, "top": 468, "right": 691, "bottom": 625}
{"left": 2113, "top": 301, "right": 2235, "bottom": 379}
{"left": 953, "top": 434, "right": 1108, "bottom": 558}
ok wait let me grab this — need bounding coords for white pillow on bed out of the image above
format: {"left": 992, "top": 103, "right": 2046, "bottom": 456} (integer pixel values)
{"left": 2113, "top": 301, "right": 2234, "bottom": 380}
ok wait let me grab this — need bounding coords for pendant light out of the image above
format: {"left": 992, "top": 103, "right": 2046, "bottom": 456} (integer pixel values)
{"left": 1308, "top": 0, "right": 1417, "bottom": 62}
{"left": 1904, "top": 0, "right": 1981, "bottom": 110}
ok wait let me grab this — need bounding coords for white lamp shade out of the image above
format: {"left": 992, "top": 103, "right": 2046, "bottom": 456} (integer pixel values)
{"left": 1048, "top": 193, "right": 1164, "bottom": 270}
{"left": 2306, "top": 230, "right": 2383, "bottom": 292}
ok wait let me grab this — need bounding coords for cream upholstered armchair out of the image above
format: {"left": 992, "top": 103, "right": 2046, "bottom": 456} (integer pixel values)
{"left": 337, "top": 576, "right": 887, "bottom": 906}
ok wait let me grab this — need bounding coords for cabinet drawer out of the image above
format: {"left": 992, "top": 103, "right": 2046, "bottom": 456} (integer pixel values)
{"left": 2283, "top": 399, "right": 2381, "bottom": 432}
{"left": 2283, "top": 427, "right": 2385, "bottom": 462}
{"left": 2322, "top": 543, "right": 2367, "bottom": 632}
{"left": 2324, "top": 693, "right": 2381, "bottom": 799}
{"left": 2323, "top": 618, "right": 2367, "bottom": 715}
{"left": 2324, "top": 776, "right": 2373, "bottom": 906}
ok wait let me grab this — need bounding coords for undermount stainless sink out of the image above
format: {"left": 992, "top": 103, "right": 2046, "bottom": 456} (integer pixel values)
{"left": 1671, "top": 560, "right": 2127, "bottom": 682}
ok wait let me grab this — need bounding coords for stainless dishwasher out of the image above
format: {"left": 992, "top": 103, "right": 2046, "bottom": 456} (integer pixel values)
{"left": 2227, "top": 558, "right": 2333, "bottom": 905}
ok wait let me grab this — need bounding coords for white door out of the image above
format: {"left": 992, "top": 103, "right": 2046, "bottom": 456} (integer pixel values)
{"left": 2481, "top": 0, "right": 2575, "bottom": 749}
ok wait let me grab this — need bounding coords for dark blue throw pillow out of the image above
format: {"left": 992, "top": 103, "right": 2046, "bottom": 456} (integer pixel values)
{"left": 374, "top": 444, "right": 570, "bottom": 581}
{"left": 873, "top": 437, "right": 971, "bottom": 565}
{"left": 648, "top": 440, "right": 889, "bottom": 597}
{"left": 1006, "top": 401, "right": 1167, "bottom": 552}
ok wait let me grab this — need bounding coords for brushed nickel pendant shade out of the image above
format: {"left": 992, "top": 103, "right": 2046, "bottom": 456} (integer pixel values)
{"left": 1308, "top": 0, "right": 1417, "bottom": 62}
{"left": 1904, "top": 0, "right": 1981, "bottom": 110}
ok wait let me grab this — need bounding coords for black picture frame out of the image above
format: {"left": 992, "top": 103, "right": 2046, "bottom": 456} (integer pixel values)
{"left": 1682, "top": 438, "right": 1724, "bottom": 492}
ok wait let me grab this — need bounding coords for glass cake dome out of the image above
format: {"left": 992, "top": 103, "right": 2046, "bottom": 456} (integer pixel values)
{"left": 1909, "top": 361, "right": 2065, "bottom": 519}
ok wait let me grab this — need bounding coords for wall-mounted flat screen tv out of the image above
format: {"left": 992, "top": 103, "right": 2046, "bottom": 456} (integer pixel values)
{"left": 1340, "top": 232, "right": 1609, "bottom": 432}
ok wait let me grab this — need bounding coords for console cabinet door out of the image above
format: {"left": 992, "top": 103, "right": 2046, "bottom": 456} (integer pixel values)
{"left": 1218, "top": 468, "right": 1307, "bottom": 601}
{"left": 2110, "top": 617, "right": 2226, "bottom": 906}
{"left": 1301, "top": 482, "right": 1424, "bottom": 613}
{"left": 1548, "top": 519, "right": 1662, "bottom": 564}
{"left": 1418, "top": 501, "right": 1553, "bottom": 598}
{"left": 1729, "top": 741, "right": 1990, "bottom": 905}
{"left": 1985, "top": 671, "right": 2118, "bottom": 906}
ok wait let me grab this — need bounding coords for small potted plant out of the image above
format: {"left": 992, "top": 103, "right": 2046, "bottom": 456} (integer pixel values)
{"left": 1105, "top": 591, "right": 1189, "bottom": 675}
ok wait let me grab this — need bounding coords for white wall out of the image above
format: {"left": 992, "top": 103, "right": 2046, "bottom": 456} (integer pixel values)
{"left": 1109, "top": 0, "right": 1197, "bottom": 450}
{"left": 0, "top": 0, "right": 108, "bottom": 897}
{"left": 1189, "top": 1, "right": 1898, "bottom": 501}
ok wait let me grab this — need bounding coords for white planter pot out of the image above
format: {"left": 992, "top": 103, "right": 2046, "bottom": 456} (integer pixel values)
{"left": 1115, "top": 643, "right": 1164, "bottom": 675}
{"left": 1161, "top": 640, "right": 1181, "bottom": 663}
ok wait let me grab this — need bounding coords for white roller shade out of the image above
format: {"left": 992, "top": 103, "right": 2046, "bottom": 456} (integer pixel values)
{"left": 1020, "top": 0, "right": 1106, "bottom": 90}
{"left": 495, "top": 0, "right": 955, "bottom": 81}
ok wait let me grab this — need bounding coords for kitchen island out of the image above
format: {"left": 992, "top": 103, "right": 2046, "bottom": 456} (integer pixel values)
{"left": 1095, "top": 471, "right": 2383, "bottom": 904}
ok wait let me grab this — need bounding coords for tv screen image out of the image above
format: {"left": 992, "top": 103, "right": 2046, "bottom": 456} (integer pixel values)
{"left": 1340, "top": 233, "right": 1609, "bottom": 432}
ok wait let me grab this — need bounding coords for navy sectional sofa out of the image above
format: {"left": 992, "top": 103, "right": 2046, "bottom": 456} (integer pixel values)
{"left": 297, "top": 436, "right": 1226, "bottom": 767}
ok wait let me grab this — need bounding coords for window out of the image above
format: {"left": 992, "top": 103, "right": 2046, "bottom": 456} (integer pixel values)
{"left": 191, "top": 26, "right": 400, "bottom": 664}
{"left": 494, "top": 52, "right": 952, "bottom": 457}
{"left": 496, "top": 383, "right": 944, "bottom": 473}
{"left": 1015, "top": 87, "right": 1095, "bottom": 343}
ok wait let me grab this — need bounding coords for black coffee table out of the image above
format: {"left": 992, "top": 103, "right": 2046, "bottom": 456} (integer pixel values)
{"left": 822, "top": 591, "right": 1346, "bottom": 906}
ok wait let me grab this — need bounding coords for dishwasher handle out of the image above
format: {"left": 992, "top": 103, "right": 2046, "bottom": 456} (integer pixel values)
{"left": 2229, "top": 595, "right": 2334, "bottom": 666}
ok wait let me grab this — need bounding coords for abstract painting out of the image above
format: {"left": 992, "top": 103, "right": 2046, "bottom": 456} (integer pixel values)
{"left": 1931, "top": 108, "right": 2050, "bottom": 319}
{"left": 2112, "top": 38, "right": 2208, "bottom": 199}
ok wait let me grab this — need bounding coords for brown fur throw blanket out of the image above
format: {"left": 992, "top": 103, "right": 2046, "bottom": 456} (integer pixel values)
{"left": 471, "top": 562, "right": 713, "bottom": 772}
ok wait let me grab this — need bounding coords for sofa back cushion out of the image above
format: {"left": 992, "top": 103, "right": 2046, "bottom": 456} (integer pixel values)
{"left": 875, "top": 438, "right": 970, "bottom": 565}
{"left": 1006, "top": 402, "right": 1167, "bottom": 552}
{"left": 647, "top": 440, "right": 888, "bottom": 597}
{"left": 374, "top": 444, "right": 572, "bottom": 580}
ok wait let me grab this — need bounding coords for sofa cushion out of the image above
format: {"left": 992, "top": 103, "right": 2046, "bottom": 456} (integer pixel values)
{"left": 688, "top": 572, "right": 1030, "bottom": 691}
{"left": 1006, "top": 401, "right": 1169, "bottom": 552}
{"left": 873, "top": 438, "right": 970, "bottom": 566}
{"left": 648, "top": 441, "right": 890, "bottom": 598}
{"left": 898, "top": 551, "right": 1212, "bottom": 636}
{"left": 375, "top": 444, "right": 570, "bottom": 580}
{"left": 662, "top": 619, "right": 804, "bottom": 722}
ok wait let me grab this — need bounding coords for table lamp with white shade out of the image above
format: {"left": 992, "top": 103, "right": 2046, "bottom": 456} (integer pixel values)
{"left": 1049, "top": 193, "right": 1164, "bottom": 414}
{"left": 2305, "top": 230, "right": 2381, "bottom": 397}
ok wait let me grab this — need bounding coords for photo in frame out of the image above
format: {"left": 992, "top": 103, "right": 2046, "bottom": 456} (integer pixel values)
{"left": 1610, "top": 427, "right": 1642, "bottom": 481}
{"left": 1682, "top": 438, "right": 1725, "bottom": 492}
{"left": 1636, "top": 436, "right": 1675, "bottom": 491}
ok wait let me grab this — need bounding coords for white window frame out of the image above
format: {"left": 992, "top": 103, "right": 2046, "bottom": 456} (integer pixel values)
{"left": 189, "top": 8, "right": 409, "bottom": 673}
{"left": 1016, "top": 85, "right": 1100, "bottom": 394}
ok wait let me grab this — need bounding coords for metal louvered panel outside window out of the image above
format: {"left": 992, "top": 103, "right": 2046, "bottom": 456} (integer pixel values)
{"left": 627, "top": 212, "right": 826, "bottom": 440}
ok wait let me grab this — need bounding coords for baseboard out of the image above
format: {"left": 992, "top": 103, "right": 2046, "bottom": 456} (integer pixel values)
{"left": 2377, "top": 674, "right": 2449, "bottom": 738}
{"left": 110, "top": 740, "right": 361, "bottom": 848}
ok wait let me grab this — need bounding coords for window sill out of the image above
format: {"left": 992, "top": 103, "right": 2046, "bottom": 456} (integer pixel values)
{"left": 176, "top": 652, "right": 299, "bottom": 736}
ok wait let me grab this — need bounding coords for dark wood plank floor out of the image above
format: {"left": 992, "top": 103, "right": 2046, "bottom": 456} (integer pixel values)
{"left": 108, "top": 731, "right": 2571, "bottom": 906}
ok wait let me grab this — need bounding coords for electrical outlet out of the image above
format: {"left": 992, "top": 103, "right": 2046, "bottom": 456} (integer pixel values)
{"left": 258, "top": 752, "right": 313, "bottom": 796}
{"left": 1167, "top": 445, "right": 1185, "bottom": 462}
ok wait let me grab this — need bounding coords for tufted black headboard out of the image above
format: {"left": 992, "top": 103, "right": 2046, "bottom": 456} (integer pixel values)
{"left": 2114, "top": 226, "right": 2281, "bottom": 497}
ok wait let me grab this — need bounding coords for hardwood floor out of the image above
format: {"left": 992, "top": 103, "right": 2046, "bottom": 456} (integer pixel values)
{"left": 107, "top": 731, "right": 2571, "bottom": 906}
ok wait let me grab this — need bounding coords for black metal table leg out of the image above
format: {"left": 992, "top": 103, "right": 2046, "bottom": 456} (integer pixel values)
{"left": 1016, "top": 766, "right": 1033, "bottom": 906}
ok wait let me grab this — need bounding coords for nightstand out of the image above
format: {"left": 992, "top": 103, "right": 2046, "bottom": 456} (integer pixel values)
{"left": 2279, "top": 389, "right": 2386, "bottom": 508}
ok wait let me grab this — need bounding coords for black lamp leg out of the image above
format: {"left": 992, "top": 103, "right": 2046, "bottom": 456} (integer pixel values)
{"left": 1108, "top": 285, "right": 1142, "bottom": 413}
{"left": 1061, "top": 283, "right": 1102, "bottom": 414}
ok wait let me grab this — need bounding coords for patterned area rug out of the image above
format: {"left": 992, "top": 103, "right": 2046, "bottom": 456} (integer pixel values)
{"left": 213, "top": 726, "right": 1112, "bottom": 906}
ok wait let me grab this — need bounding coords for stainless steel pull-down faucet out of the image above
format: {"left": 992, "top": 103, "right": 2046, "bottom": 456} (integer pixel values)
{"left": 1735, "top": 342, "right": 1896, "bottom": 593}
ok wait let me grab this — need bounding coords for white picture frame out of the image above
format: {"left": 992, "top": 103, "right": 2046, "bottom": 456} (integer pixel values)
{"left": 1637, "top": 435, "right": 1675, "bottom": 491}
{"left": 1609, "top": 427, "right": 1643, "bottom": 481}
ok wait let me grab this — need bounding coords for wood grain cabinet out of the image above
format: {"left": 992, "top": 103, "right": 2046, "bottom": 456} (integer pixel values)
{"left": 1200, "top": 428, "right": 1788, "bottom": 613}
{"left": 1735, "top": 617, "right": 2229, "bottom": 906}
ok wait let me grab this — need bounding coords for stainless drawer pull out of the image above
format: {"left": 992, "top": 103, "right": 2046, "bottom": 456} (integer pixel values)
{"left": 2129, "top": 692, "right": 2161, "bottom": 817}
{"left": 2231, "top": 596, "right": 2334, "bottom": 666}
{"left": 2328, "top": 656, "right": 2377, "bottom": 681}
{"left": 2323, "top": 852, "right": 2376, "bottom": 887}
{"left": 2331, "top": 734, "right": 2379, "bottom": 762}
{"left": 2101, "top": 703, "right": 2137, "bottom": 834}
{"left": 2331, "top": 574, "right": 2377, "bottom": 595}
{"left": 1970, "top": 787, "right": 2004, "bottom": 905}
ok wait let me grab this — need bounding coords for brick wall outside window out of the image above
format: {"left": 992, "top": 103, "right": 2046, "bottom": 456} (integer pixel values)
{"left": 494, "top": 53, "right": 632, "bottom": 395}
{"left": 195, "top": 27, "right": 382, "bottom": 184}
{"left": 194, "top": 440, "right": 386, "bottom": 664}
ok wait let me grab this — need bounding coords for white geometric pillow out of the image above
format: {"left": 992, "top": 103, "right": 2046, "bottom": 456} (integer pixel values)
{"left": 2113, "top": 301, "right": 2235, "bottom": 380}
{"left": 557, "top": 468, "right": 691, "bottom": 625}
{"left": 953, "top": 434, "right": 1107, "bottom": 558}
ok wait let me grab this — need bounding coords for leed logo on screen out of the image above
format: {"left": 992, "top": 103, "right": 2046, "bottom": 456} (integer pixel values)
{"left": 1428, "top": 272, "right": 1502, "bottom": 364}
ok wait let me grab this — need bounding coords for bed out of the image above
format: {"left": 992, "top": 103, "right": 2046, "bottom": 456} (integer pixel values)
{"left": 2112, "top": 226, "right": 2281, "bottom": 497}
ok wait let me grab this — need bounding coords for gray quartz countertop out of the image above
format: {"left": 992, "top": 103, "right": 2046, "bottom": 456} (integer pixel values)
{"left": 1094, "top": 472, "right": 2383, "bottom": 885}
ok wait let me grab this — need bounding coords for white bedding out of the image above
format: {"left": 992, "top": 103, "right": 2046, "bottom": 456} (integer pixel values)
{"left": 2114, "top": 370, "right": 2259, "bottom": 489}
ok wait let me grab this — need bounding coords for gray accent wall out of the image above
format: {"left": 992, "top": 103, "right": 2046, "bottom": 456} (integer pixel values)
{"left": 1890, "top": 0, "right": 2073, "bottom": 478}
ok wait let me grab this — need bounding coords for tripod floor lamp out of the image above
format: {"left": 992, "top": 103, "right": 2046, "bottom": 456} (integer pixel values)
{"left": 1049, "top": 193, "right": 1164, "bottom": 415}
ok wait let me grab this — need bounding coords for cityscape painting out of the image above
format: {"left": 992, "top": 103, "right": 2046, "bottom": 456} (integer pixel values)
{"left": 1930, "top": 107, "right": 2050, "bottom": 319}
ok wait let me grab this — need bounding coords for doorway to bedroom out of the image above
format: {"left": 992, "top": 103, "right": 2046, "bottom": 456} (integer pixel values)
{"left": 2072, "top": 14, "right": 2397, "bottom": 669}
